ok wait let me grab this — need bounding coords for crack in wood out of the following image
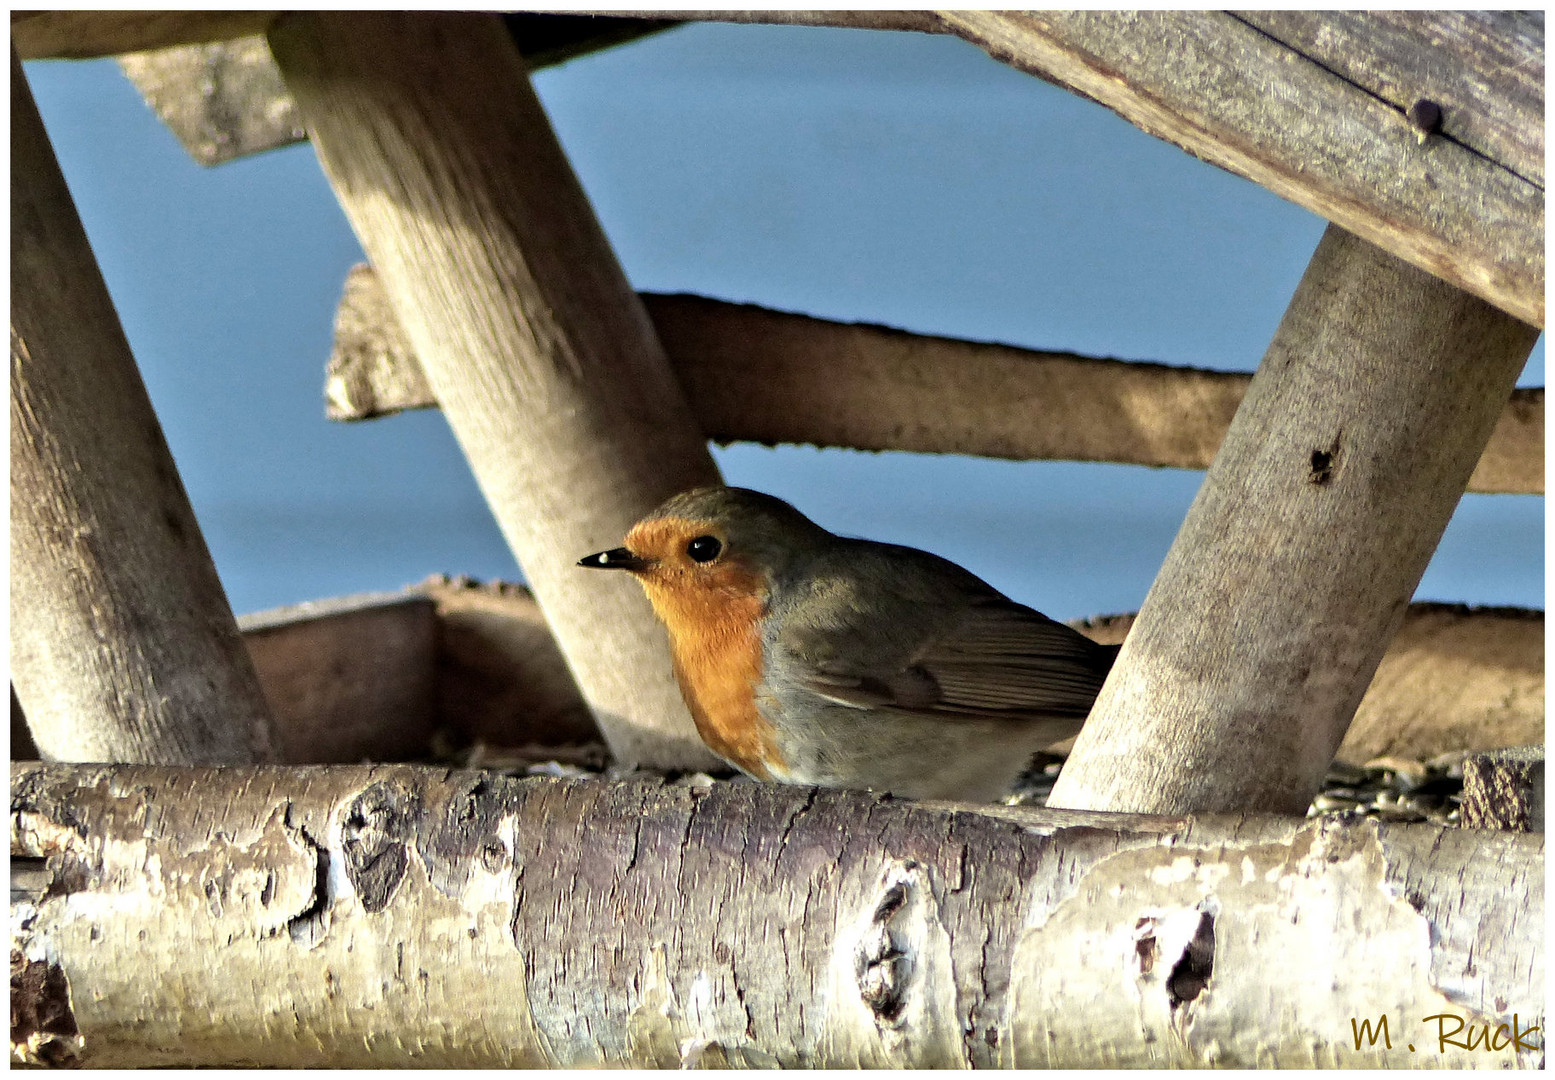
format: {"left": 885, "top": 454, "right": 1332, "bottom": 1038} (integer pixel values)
{"left": 1226, "top": 11, "right": 1544, "bottom": 192}
{"left": 1166, "top": 908, "right": 1216, "bottom": 1009}
{"left": 279, "top": 803, "right": 332, "bottom": 944}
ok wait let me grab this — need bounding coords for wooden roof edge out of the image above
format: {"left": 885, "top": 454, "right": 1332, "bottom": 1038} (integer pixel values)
{"left": 11, "top": 10, "right": 280, "bottom": 60}
{"left": 21, "top": 9, "right": 1544, "bottom": 324}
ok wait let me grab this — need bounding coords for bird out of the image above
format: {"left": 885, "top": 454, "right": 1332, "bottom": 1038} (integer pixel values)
{"left": 579, "top": 486, "right": 1118, "bottom": 801}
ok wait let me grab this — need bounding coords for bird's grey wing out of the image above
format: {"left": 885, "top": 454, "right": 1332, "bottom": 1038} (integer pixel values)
{"left": 798, "top": 597, "right": 1118, "bottom": 721}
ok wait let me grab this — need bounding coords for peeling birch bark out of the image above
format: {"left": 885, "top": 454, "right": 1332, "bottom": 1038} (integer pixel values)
{"left": 11, "top": 764, "right": 1543, "bottom": 1068}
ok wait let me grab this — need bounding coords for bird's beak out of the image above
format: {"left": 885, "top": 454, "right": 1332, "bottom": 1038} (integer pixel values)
{"left": 578, "top": 546, "right": 651, "bottom": 572}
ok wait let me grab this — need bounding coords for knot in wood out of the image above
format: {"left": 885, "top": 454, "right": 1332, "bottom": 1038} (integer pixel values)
{"left": 341, "top": 780, "right": 417, "bottom": 913}
{"left": 1406, "top": 98, "right": 1443, "bottom": 144}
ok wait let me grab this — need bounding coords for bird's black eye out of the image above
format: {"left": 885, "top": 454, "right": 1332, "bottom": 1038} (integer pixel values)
{"left": 686, "top": 535, "right": 722, "bottom": 563}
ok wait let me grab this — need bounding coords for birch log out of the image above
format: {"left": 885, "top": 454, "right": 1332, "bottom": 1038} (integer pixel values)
{"left": 266, "top": 12, "right": 722, "bottom": 771}
{"left": 9, "top": 49, "right": 275, "bottom": 765}
{"left": 11, "top": 764, "right": 1543, "bottom": 1068}
{"left": 1050, "top": 226, "right": 1541, "bottom": 817}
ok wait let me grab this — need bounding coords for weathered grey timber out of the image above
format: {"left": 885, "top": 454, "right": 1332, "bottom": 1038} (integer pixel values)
{"left": 267, "top": 12, "right": 723, "bottom": 771}
{"left": 582, "top": 10, "right": 1549, "bottom": 326}
{"left": 10, "top": 764, "right": 1542, "bottom": 1068}
{"left": 935, "top": 11, "right": 1543, "bottom": 326}
{"left": 1076, "top": 604, "right": 1544, "bottom": 769}
{"left": 9, "top": 49, "right": 276, "bottom": 764}
{"left": 19, "top": 11, "right": 1544, "bottom": 322}
{"left": 1235, "top": 11, "right": 1543, "bottom": 187}
{"left": 1050, "top": 226, "right": 1541, "bottom": 817}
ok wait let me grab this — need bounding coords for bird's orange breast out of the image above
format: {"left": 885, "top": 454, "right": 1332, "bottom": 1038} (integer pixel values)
{"left": 636, "top": 564, "right": 784, "bottom": 779}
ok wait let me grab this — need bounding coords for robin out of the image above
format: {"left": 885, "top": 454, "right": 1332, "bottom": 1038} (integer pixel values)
{"left": 580, "top": 486, "right": 1118, "bottom": 802}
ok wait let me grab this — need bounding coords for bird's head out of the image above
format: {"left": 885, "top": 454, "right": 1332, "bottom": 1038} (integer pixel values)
{"left": 578, "top": 486, "right": 829, "bottom": 623}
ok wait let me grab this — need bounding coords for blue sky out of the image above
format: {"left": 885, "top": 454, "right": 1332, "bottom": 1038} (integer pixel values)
{"left": 22, "top": 21, "right": 1543, "bottom": 620}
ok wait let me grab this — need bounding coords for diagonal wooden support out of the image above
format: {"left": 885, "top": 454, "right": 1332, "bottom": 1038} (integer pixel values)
{"left": 267, "top": 12, "right": 723, "bottom": 770}
{"left": 1049, "top": 225, "right": 1541, "bottom": 816}
{"left": 10, "top": 48, "right": 276, "bottom": 764}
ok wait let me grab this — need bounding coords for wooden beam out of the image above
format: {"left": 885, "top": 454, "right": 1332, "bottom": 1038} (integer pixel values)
{"left": 326, "top": 265, "right": 1544, "bottom": 495}
{"left": 236, "top": 591, "right": 438, "bottom": 765}
{"left": 1078, "top": 604, "right": 1545, "bottom": 768}
{"left": 203, "top": 579, "right": 1544, "bottom": 772}
{"left": 936, "top": 11, "right": 1543, "bottom": 327}
{"left": 419, "top": 576, "right": 600, "bottom": 750}
{"left": 560, "top": 10, "right": 1545, "bottom": 326}
{"left": 1048, "top": 225, "right": 1541, "bottom": 817}
{"left": 115, "top": 16, "right": 678, "bottom": 166}
{"left": 1235, "top": 11, "right": 1543, "bottom": 188}
{"left": 26, "top": 9, "right": 1547, "bottom": 324}
{"left": 116, "top": 36, "right": 304, "bottom": 166}
{"left": 267, "top": 12, "right": 723, "bottom": 771}
{"left": 10, "top": 10, "right": 278, "bottom": 60}
{"left": 10, "top": 48, "right": 276, "bottom": 764}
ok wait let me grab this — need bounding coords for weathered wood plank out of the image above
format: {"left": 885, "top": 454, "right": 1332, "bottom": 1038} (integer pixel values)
{"left": 936, "top": 11, "right": 1543, "bottom": 327}
{"left": 236, "top": 591, "right": 438, "bottom": 765}
{"left": 10, "top": 10, "right": 278, "bottom": 60}
{"left": 11, "top": 764, "right": 1542, "bottom": 1067}
{"left": 566, "top": 10, "right": 1546, "bottom": 325}
{"left": 326, "top": 265, "right": 1544, "bottom": 495}
{"left": 1077, "top": 604, "right": 1545, "bottom": 768}
{"left": 268, "top": 12, "right": 723, "bottom": 772}
{"left": 116, "top": 36, "right": 304, "bottom": 166}
{"left": 580, "top": 10, "right": 939, "bottom": 33}
{"left": 10, "top": 48, "right": 276, "bottom": 765}
{"left": 419, "top": 576, "right": 599, "bottom": 749}
{"left": 115, "top": 16, "right": 678, "bottom": 166}
{"left": 80, "top": 9, "right": 1543, "bottom": 322}
{"left": 1236, "top": 10, "right": 1544, "bottom": 187}
{"left": 174, "top": 582, "right": 1544, "bottom": 775}
{"left": 1050, "top": 225, "right": 1541, "bottom": 817}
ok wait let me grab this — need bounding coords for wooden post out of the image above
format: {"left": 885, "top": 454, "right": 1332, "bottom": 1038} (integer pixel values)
{"left": 1048, "top": 225, "right": 1540, "bottom": 816}
{"left": 267, "top": 12, "right": 723, "bottom": 769}
{"left": 10, "top": 48, "right": 275, "bottom": 764}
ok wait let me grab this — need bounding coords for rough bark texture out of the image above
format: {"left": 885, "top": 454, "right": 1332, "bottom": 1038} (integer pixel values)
{"left": 10, "top": 48, "right": 276, "bottom": 765}
{"left": 1050, "top": 226, "right": 1541, "bottom": 818}
{"left": 326, "top": 268, "right": 1544, "bottom": 495}
{"left": 116, "top": 36, "right": 305, "bottom": 166}
{"left": 267, "top": 12, "right": 723, "bottom": 771}
{"left": 1461, "top": 747, "right": 1545, "bottom": 833}
{"left": 11, "top": 764, "right": 1544, "bottom": 1068}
